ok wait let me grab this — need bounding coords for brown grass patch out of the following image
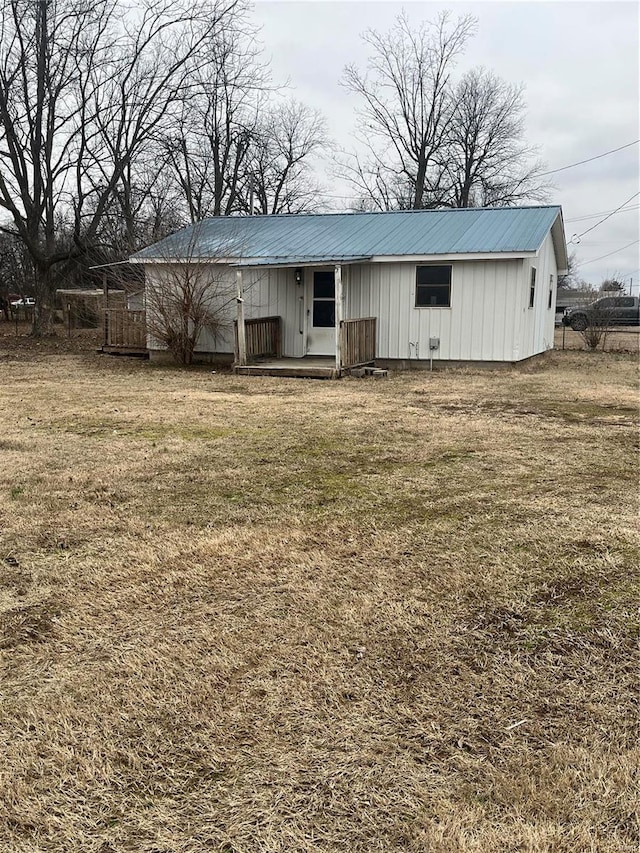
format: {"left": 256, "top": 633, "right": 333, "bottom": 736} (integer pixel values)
{"left": 0, "top": 332, "right": 638, "bottom": 851}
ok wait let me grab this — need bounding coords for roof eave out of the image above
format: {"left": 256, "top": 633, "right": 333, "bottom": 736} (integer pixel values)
{"left": 369, "top": 251, "right": 537, "bottom": 262}
{"left": 548, "top": 209, "right": 569, "bottom": 273}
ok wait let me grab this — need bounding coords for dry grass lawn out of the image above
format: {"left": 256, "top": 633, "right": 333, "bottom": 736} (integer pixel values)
{"left": 0, "top": 329, "right": 638, "bottom": 852}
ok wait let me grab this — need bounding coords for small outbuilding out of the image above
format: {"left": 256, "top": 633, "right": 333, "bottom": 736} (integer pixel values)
{"left": 131, "top": 205, "right": 568, "bottom": 375}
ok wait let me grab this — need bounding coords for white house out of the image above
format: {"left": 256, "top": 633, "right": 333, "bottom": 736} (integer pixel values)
{"left": 131, "top": 205, "right": 568, "bottom": 376}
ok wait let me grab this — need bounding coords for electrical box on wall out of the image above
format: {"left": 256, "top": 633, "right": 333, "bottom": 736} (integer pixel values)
{"left": 429, "top": 337, "right": 440, "bottom": 350}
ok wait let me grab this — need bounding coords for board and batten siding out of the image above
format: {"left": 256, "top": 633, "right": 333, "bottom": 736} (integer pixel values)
{"left": 145, "top": 232, "right": 560, "bottom": 363}
{"left": 241, "top": 267, "right": 304, "bottom": 357}
{"left": 144, "top": 264, "right": 304, "bottom": 358}
{"left": 521, "top": 230, "right": 558, "bottom": 360}
{"left": 345, "top": 259, "right": 525, "bottom": 362}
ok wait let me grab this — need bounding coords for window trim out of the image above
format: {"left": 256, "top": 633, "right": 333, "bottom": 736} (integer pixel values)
{"left": 529, "top": 267, "right": 537, "bottom": 309}
{"left": 415, "top": 264, "right": 452, "bottom": 309}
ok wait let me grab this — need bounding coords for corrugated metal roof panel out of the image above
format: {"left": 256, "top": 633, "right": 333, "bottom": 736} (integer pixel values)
{"left": 232, "top": 255, "right": 372, "bottom": 268}
{"left": 132, "top": 206, "right": 564, "bottom": 262}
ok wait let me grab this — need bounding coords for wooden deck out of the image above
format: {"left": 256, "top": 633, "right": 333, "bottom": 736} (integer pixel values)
{"left": 100, "top": 344, "right": 149, "bottom": 357}
{"left": 234, "top": 357, "right": 339, "bottom": 379}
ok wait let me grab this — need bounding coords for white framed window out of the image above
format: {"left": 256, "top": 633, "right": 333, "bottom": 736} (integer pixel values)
{"left": 415, "top": 265, "right": 452, "bottom": 308}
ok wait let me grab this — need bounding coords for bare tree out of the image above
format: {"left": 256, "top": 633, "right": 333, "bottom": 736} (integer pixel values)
{"left": 340, "top": 12, "right": 547, "bottom": 212}
{"left": 95, "top": 164, "right": 186, "bottom": 255}
{"left": 443, "top": 68, "right": 548, "bottom": 207}
{"left": 0, "top": 0, "right": 239, "bottom": 335}
{"left": 162, "top": 19, "right": 270, "bottom": 221}
{"left": 340, "top": 11, "right": 476, "bottom": 210}
{"left": 144, "top": 225, "right": 237, "bottom": 365}
{"left": 243, "top": 100, "right": 329, "bottom": 215}
{"left": 577, "top": 305, "right": 611, "bottom": 351}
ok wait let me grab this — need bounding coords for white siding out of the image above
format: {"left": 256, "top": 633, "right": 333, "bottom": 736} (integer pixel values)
{"left": 345, "top": 259, "right": 524, "bottom": 362}
{"left": 520, "top": 230, "right": 558, "bottom": 359}
{"left": 144, "top": 232, "right": 561, "bottom": 364}
{"left": 144, "top": 264, "right": 304, "bottom": 357}
{"left": 243, "top": 267, "right": 304, "bottom": 357}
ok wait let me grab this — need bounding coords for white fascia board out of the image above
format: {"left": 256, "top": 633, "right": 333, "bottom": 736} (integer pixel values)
{"left": 369, "top": 252, "right": 535, "bottom": 263}
{"left": 535, "top": 210, "right": 569, "bottom": 273}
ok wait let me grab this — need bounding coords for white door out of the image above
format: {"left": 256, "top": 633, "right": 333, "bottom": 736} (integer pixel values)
{"left": 306, "top": 270, "right": 336, "bottom": 356}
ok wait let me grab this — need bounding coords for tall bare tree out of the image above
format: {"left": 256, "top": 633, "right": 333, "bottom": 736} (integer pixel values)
{"left": 341, "top": 11, "right": 476, "bottom": 210}
{"left": 340, "top": 12, "right": 547, "bottom": 212}
{"left": 243, "top": 100, "right": 329, "bottom": 215}
{"left": 162, "top": 19, "right": 270, "bottom": 221}
{"left": 444, "top": 68, "right": 548, "bottom": 207}
{"left": 0, "top": 0, "right": 239, "bottom": 334}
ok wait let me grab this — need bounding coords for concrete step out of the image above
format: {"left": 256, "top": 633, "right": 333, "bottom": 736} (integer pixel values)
{"left": 349, "top": 366, "right": 388, "bottom": 378}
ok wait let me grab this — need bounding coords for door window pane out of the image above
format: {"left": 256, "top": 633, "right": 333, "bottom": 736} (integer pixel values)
{"left": 313, "top": 300, "right": 335, "bottom": 327}
{"left": 314, "top": 272, "right": 335, "bottom": 299}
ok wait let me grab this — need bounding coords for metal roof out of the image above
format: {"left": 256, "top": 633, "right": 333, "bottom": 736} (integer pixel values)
{"left": 131, "top": 205, "right": 565, "bottom": 265}
{"left": 232, "top": 255, "right": 373, "bottom": 268}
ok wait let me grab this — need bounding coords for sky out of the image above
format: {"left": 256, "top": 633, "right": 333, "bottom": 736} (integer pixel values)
{"left": 252, "top": 0, "right": 640, "bottom": 292}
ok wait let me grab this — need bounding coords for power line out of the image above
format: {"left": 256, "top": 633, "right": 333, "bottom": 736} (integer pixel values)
{"left": 565, "top": 204, "right": 640, "bottom": 223}
{"left": 572, "top": 191, "right": 640, "bottom": 241}
{"left": 539, "top": 140, "right": 639, "bottom": 176}
{"left": 575, "top": 239, "right": 639, "bottom": 268}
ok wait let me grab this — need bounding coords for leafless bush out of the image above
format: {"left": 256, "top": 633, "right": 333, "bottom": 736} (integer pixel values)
{"left": 144, "top": 227, "right": 237, "bottom": 365}
{"left": 146, "top": 263, "right": 234, "bottom": 365}
{"left": 578, "top": 307, "right": 611, "bottom": 351}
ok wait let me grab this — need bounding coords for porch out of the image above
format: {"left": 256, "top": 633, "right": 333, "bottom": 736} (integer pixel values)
{"left": 97, "top": 266, "right": 148, "bottom": 356}
{"left": 234, "top": 313, "right": 377, "bottom": 378}
{"left": 235, "top": 356, "right": 338, "bottom": 379}
{"left": 101, "top": 308, "right": 148, "bottom": 356}
{"left": 233, "top": 262, "right": 377, "bottom": 378}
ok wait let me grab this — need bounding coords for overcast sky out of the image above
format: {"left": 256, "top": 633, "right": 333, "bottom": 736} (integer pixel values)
{"left": 252, "top": 0, "right": 639, "bottom": 291}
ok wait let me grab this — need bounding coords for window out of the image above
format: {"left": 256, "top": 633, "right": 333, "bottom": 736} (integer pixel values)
{"left": 529, "top": 267, "right": 536, "bottom": 308}
{"left": 548, "top": 274, "right": 554, "bottom": 309}
{"left": 416, "top": 265, "right": 451, "bottom": 307}
{"left": 312, "top": 271, "right": 335, "bottom": 327}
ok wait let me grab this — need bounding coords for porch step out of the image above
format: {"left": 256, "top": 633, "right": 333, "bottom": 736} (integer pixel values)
{"left": 349, "top": 366, "right": 388, "bottom": 378}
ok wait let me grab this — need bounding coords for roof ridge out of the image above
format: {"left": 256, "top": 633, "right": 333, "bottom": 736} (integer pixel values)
{"left": 200, "top": 205, "right": 562, "bottom": 223}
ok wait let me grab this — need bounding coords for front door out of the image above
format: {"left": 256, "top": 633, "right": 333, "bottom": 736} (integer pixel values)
{"left": 306, "top": 270, "right": 335, "bottom": 356}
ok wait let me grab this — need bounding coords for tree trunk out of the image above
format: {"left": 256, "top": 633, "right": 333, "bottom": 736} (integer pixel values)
{"left": 31, "top": 265, "right": 55, "bottom": 337}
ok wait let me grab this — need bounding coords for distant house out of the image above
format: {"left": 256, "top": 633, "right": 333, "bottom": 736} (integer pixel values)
{"left": 130, "top": 205, "right": 568, "bottom": 375}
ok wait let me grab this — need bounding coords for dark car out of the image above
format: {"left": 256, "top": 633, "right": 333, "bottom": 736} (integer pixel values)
{"left": 562, "top": 296, "right": 640, "bottom": 331}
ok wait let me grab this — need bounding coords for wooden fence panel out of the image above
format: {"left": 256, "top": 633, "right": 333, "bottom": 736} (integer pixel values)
{"left": 340, "top": 317, "right": 377, "bottom": 369}
{"left": 235, "top": 316, "right": 282, "bottom": 361}
{"left": 104, "top": 310, "right": 147, "bottom": 349}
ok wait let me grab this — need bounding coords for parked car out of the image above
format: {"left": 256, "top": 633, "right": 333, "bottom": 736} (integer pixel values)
{"left": 562, "top": 296, "right": 640, "bottom": 331}
{"left": 10, "top": 297, "right": 36, "bottom": 308}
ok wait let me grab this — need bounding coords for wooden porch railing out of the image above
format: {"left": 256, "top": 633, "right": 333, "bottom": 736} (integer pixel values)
{"left": 340, "top": 317, "right": 377, "bottom": 369}
{"left": 104, "top": 309, "right": 147, "bottom": 349}
{"left": 235, "top": 315, "right": 282, "bottom": 362}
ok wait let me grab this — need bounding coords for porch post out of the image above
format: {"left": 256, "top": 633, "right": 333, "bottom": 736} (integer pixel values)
{"left": 102, "top": 270, "right": 109, "bottom": 347}
{"left": 334, "top": 263, "right": 343, "bottom": 372}
{"left": 236, "top": 270, "right": 247, "bottom": 366}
